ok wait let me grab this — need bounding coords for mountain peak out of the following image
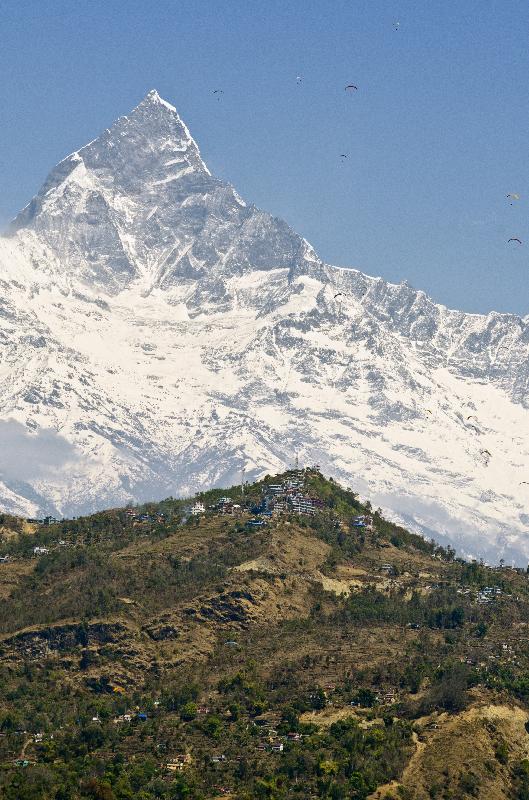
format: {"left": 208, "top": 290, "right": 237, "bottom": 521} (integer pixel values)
{"left": 138, "top": 89, "right": 178, "bottom": 113}
{"left": 112, "top": 89, "right": 209, "bottom": 175}
{"left": 1, "top": 94, "right": 529, "bottom": 563}
{"left": 9, "top": 91, "right": 216, "bottom": 290}
{"left": 12, "top": 89, "right": 210, "bottom": 230}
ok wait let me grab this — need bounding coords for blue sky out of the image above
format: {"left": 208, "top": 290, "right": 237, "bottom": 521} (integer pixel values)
{"left": 1, "top": 0, "right": 529, "bottom": 315}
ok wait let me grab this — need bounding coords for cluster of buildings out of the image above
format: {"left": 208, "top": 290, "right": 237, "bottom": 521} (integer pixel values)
{"left": 113, "top": 710, "right": 148, "bottom": 724}
{"left": 457, "top": 585, "right": 505, "bottom": 605}
{"left": 477, "top": 585, "right": 503, "bottom": 605}
{"left": 191, "top": 497, "right": 243, "bottom": 516}
{"left": 254, "top": 475, "right": 324, "bottom": 517}
{"left": 26, "top": 516, "right": 59, "bottom": 526}
{"left": 189, "top": 474, "right": 323, "bottom": 520}
{"left": 252, "top": 713, "right": 301, "bottom": 753}
{"left": 352, "top": 514, "right": 374, "bottom": 531}
{"left": 164, "top": 726, "right": 295, "bottom": 776}
{"left": 125, "top": 509, "right": 166, "bottom": 525}
{"left": 166, "top": 753, "right": 192, "bottom": 772}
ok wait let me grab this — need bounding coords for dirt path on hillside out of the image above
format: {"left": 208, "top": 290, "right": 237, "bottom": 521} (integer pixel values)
{"left": 369, "top": 703, "right": 529, "bottom": 800}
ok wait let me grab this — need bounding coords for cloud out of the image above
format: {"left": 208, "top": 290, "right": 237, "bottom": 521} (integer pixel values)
{"left": 0, "top": 419, "right": 82, "bottom": 482}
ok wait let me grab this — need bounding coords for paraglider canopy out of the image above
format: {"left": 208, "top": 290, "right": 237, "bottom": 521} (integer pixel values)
{"left": 345, "top": 84, "right": 358, "bottom": 91}
{"left": 508, "top": 238, "right": 522, "bottom": 244}
{"left": 507, "top": 193, "right": 520, "bottom": 200}
{"left": 334, "top": 292, "right": 343, "bottom": 299}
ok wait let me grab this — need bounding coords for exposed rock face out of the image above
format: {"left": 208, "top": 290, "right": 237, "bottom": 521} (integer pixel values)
{"left": 0, "top": 91, "right": 528, "bottom": 561}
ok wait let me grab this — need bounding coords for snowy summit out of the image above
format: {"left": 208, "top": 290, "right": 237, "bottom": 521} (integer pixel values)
{"left": 0, "top": 91, "right": 528, "bottom": 563}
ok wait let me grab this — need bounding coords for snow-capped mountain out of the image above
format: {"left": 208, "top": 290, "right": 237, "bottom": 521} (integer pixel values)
{"left": 1, "top": 90, "right": 528, "bottom": 563}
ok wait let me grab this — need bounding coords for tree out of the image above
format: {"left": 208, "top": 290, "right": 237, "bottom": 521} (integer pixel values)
{"left": 83, "top": 779, "right": 116, "bottom": 800}
{"left": 180, "top": 702, "right": 197, "bottom": 722}
{"left": 354, "top": 688, "right": 378, "bottom": 708}
{"left": 202, "top": 715, "right": 223, "bottom": 738}
{"left": 429, "top": 663, "right": 469, "bottom": 712}
{"left": 310, "top": 688, "right": 326, "bottom": 710}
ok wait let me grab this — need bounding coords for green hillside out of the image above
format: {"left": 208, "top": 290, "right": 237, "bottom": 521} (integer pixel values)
{"left": 1, "top": 469, "right": 529, "bottom": 799}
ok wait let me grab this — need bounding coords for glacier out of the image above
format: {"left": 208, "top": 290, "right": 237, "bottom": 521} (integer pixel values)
{"left": 1, "top": 89, "right": 528, "bottom": 563}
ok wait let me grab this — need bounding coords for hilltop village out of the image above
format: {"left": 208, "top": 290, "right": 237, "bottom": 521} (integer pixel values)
{"left": 2, "top": 469, "right": 529, "bottom": 799}
{"left": 192, "top": 471, "right": 332, "bottom": 523}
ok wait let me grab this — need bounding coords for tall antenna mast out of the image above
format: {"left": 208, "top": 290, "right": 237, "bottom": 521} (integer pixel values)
{"left": 295, "top": 453, "right": 299, "bottom": 471}
{"left": 241, "top": 468, "right": 245, "bottom": 496}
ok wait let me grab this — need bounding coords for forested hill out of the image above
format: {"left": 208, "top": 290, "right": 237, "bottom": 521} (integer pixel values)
{"left": 2, "top": 469, "right": 529, "bottom": 799}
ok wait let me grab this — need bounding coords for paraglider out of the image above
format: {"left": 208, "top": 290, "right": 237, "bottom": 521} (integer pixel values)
{"left": 394, "top": 21, "right": 400, "bottom": 30}
{"left": 340, "top": 154, "right": 348, "bottom": 160}
{"left": 508, "top": 238, "right": 522, "bottom": 244}
{"left": 334, "top": 292, "right": 343, "bottom": 299}
{"left": 296, "top": 75, "right": 303, "bottom": 84}
{"left": 345, "top": 84, "right": 358, "bottom": 92}
{"left": 507, "top": 193, "right": 520, "bottom": 201}
{"left": 466, "top": 415, "right": 478, "bottom": 422}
